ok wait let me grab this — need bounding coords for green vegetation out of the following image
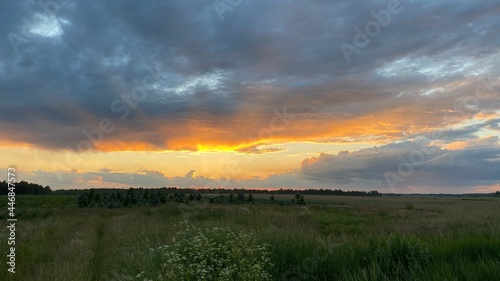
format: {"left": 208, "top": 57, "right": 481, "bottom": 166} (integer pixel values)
{"left": 1, "top": 195, "right": 500, "bottom": 280}
{"left": 76, "top": 188, "right": 308, "bottom": 208}
{"left": 0, "top": 195, "right": 74, "bottom": 219}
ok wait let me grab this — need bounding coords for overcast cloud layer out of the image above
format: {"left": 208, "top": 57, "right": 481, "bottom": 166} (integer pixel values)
{"left": 1, "top": 0, "right": 499, "bottom": 192}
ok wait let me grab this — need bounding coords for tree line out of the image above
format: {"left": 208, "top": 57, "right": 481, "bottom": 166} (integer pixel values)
{"left": 0, "top": 181, "right": 52, "bottom": 195}
{"left": 168, "top": 187, "right": 383, "bottom": 196}
{"left": 65, "top": 187, "right": 383, "bottom": 196}
{"left": 0, "top": 180, "right": 385, "bottom": 197}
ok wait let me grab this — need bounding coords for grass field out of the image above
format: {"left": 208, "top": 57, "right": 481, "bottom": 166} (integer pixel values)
{"left": 1, "top": 195, "right": 500, "bottom": 280}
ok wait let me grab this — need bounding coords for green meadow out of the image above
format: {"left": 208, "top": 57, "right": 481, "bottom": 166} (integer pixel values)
{"left": 1, "top": 195, "right": 500, "bottom": 280}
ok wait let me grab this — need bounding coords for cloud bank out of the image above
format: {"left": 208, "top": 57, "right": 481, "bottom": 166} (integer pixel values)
{"left": 1, "top": 0, "right": 499, "bottom": 192}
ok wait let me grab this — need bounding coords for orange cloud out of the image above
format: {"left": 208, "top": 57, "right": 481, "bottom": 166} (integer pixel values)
{"left": 2, "top": 76, "right": 492, "bottom": 154}
{"left": 1, "top": 104, "right": 455, "bottom": 154}
{"left": 444, "top": 136, "right": 499, "bottom": 150}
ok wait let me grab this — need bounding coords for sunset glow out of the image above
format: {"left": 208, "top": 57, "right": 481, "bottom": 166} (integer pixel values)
{"left": 1, "top": 0, "right": 499, "bottom": 193}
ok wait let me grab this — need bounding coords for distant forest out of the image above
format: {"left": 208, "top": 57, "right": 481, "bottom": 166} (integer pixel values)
{"left": 0, "top": 180, "right": 52, "bottom": 195}
{"left": 1, "top": 180, "right": 383, "bottom": 198}
{"left": 51, "top": 187, "right": 383, "bottom": 196}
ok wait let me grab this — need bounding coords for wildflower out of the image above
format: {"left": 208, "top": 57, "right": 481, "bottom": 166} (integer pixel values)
{"left": 138, "top": 222, "right": 273, "bottom": 281}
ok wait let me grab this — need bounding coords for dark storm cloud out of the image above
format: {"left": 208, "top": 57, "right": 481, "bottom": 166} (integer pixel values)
{"left": 300, "top": 137, "right": 500, "bottom": 189}
{"left": 0, "top": 0, "right": 499, "bottom": 151}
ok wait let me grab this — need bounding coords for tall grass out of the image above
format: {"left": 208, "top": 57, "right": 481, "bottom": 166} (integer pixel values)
{"left": 0, "top": 196, "right": 499, "bottom": 280}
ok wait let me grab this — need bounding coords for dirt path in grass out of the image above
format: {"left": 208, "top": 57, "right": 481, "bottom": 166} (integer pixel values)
{"left": 91, "top": 217, "right": 107, "bottom": 281}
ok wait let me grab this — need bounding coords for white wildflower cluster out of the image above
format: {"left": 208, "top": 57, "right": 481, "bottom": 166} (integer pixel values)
{"left": 138, "top": 221, "right": 273, "bottom": 281}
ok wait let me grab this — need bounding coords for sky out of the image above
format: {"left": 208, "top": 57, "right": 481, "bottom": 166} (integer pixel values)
{"left": 0, "top": 0, "right": 499, "bottom": 193}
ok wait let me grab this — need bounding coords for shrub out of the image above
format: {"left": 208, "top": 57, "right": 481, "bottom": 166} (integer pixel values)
{"left": 138, "top": 222, "right": 273, "bottom": 281}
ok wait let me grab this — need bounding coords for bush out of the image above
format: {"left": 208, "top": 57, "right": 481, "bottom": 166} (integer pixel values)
{"left": 139, "top": 222, "right": 273, "bottom": 281}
